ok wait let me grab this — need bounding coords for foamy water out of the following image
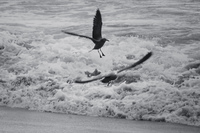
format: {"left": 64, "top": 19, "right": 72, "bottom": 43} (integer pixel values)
{"left": 0, "top": 0, "right": 200, "bottom": 126}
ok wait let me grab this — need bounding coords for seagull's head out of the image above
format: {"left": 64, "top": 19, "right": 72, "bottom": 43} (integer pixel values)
{"left": 102, "top": 38, "right": 109, "bottom": 43}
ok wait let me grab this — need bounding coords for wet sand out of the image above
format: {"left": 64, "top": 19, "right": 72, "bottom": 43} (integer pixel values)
{"left": 0, "top": 106, "right": 199, "bottom": 133}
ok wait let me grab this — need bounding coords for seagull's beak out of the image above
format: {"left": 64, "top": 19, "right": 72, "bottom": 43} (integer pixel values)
{"left": 106, "top": 39, "right": 109, "bottom": 42}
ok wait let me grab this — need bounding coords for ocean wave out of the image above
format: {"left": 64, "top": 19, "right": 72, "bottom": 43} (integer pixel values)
{"left": 0, "top": 30, "right": 200, "bottom": 126}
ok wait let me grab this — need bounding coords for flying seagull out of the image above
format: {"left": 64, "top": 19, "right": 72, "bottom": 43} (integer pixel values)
{"left": 62, "top": 9, "right": 108, "bottom": 58}
{"left": 75, "top": 52, "right": 152, "bottom": 85}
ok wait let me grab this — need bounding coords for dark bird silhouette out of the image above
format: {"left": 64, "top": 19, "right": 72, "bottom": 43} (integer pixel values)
{"left": 75, "top": 52, "right": 153, "bottom": 85}
{"left": 62, "top": 9, "right": 108, "bottom": 58}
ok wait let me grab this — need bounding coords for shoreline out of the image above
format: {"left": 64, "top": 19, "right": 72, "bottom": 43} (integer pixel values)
{"left": 0, "top": 106, "right": 199, "bottom": 133}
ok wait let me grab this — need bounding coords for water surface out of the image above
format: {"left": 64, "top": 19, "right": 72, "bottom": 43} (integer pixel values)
{"left": 0, "top": 0, "right": 200, "bottom": 126}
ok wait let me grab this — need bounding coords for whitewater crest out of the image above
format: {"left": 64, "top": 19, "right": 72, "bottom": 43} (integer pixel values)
{"left": 0, "top": 30, "right": 200, "bottom": 126}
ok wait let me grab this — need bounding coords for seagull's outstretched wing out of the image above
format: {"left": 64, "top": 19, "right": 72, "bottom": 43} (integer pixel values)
{"left": 62, "top": 30, "right": 93, "bottom": 40}
{"left": 117, "top": 52, "right": 152, "bottom": 73}
{"left": 74, "top": 75, "right": 105, "bottom": 83}
{"left": 92, "top": 9, "right": 102, "bottom": 40}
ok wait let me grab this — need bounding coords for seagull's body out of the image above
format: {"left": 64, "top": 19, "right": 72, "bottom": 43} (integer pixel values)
{"left": 62, "top": 9, "right": 108, "bottom": 58}
{"left": 75, "top": 52, "right": 153, "bottom": 85}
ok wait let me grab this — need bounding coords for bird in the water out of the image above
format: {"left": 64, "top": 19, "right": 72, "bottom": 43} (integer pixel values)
{"left": 62, "top": 9, "right": 109, "bottom": 58}
{"left": 75, "top": 52, "right": 153, "bottom": 85}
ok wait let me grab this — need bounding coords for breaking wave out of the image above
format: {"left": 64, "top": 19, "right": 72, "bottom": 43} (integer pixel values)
{"left": 0, "top": 29, "right": 200, "bottom": 126}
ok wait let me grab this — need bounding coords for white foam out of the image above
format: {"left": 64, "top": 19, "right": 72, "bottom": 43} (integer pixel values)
{"left": 0, "top": 0, "right": 200, "bottom": 127}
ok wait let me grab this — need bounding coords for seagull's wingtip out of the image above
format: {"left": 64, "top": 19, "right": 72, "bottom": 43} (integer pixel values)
{"left": 96, "top": 8, "right": 101, "bottom": 13}
{"left": 143, "top": 51, "right": 153, "bottom": 61}
{"left": 148, "top": 51, "right": 153, "bottom": 56}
